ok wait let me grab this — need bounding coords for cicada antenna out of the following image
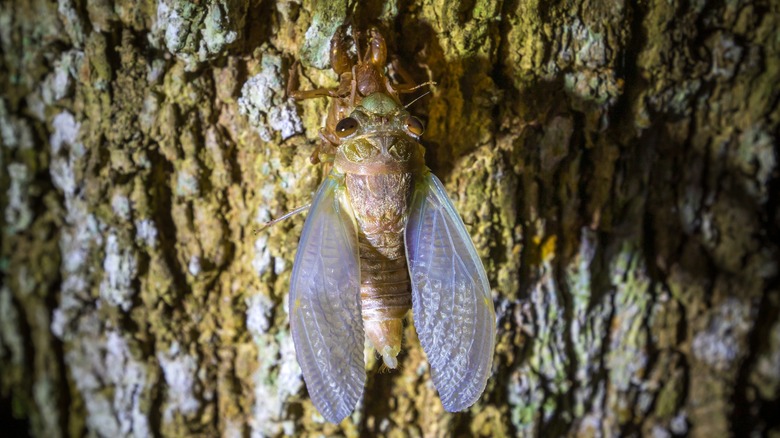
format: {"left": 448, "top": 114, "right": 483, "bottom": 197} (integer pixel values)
{"left": 405, "top": 89, "right": 434, "bottom": 109}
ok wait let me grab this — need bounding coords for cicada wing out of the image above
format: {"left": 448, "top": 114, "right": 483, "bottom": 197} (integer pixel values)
{"left": 405, "top": 171, "right": 496, "bottom": 411}
{"left": 289, "top": 175, "right": 365, "bottom": 423}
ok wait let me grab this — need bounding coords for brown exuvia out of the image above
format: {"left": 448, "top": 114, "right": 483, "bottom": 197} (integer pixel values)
{"left": 287, "top": 26, "right": 495, "bottom": 423}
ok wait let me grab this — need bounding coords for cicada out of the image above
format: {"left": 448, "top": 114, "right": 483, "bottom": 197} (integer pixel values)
{"left": 287, "top": 26, "right": 495, "bottom": 423}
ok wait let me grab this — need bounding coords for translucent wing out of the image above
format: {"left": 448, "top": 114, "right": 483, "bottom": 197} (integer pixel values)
{"left": 405, "top": 171, "right": 496, "bottom": 411}
{"left": 289, "top": 175, "right": 364, "bottom": 423}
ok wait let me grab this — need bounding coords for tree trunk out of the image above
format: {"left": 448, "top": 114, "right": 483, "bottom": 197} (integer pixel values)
{"left": 1, "top": 0, "right": 778, "bottom": 436}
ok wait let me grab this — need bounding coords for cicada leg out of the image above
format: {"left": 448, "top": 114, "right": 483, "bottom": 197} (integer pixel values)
{"left": 330, "top": 25, "right": 354, "bottom": 75}
{"left": 286, "top": 60, "right": 342, "bottom": 100}
{"left": 287, "top": 25, "right": 356, "bottom": 101}
{"left": 394, "top": 80, "right": 437, "bottom": 94}
{"left": 365, "top": 27, "right": 387, "bottom": 67}
{"left": 351, "top": 27, "right": 395, "bottom": 101}
{"left": 388, "top": 58, "right": 437, "bottom": 95}
{"left": 311, "top": 129, "right": 338, "bottom": 165}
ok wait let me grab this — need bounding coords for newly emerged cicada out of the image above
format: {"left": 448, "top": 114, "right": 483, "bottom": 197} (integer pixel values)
{"left": 287, "top": 26, "right": 495, "bottom": 423}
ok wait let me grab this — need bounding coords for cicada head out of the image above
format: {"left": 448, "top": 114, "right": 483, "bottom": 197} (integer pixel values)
{"left": 333, "top": 92, "right": 426, "bottom": 175}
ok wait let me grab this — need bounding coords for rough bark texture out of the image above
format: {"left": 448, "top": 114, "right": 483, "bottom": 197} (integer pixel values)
{"left": 1, "top": 0, "right": 778, "bottom": 436}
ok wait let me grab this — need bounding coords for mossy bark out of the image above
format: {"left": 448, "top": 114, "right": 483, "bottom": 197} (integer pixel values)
{"left": 1, "top": 0, "right": 778, "bottom": 436}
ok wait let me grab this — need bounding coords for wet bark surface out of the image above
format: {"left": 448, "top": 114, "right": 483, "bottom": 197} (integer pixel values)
{"left": 1, "top": 0, "right": 778, "bottom": 436}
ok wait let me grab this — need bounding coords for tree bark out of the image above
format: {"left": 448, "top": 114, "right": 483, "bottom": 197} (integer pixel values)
{"left": 1, "top": 0, "right": 778, "bottom": 436}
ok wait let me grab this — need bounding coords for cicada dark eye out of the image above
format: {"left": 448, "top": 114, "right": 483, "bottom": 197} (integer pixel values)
{"left": 405, "top": 116, "right": 424, "bottom": 137}
{"left": 335, "top": 117, "right": 359, "bottom": 138}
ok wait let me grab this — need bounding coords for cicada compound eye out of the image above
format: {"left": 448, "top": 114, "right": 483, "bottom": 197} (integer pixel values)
{"left": 335, "top": 117, "right": 359, "bottom": 138}
{"left": 405, "top": 116, "right": 424, "bottom": 137}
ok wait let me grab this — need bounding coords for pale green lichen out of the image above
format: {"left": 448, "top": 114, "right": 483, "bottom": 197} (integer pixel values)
{"left": 572, "top": 21, "right": 607, "bottom": 69}
{"left": 691, "top": 298, "right": 751, "bottom": 372}
{"left": 157, "top": 342, "right": 200, "bottom": 424}
{"left": 41, "top": 50, "right": 83, "bottom": 105}
{"left": 187, "top": 255, "right": 201, "bottom": 276}
{"left": 57, "top": 0, "right": 86, "bottom": 47}
{"left": 46, "top": 111, "right": 100, "bottom": 343}
{"left": 238, "top": 54, "right": 303, "bottom": 142}
{"left": 152, "top": 0, "right": 245, "bottom": 70}
{"left": 202, "top": 2, "right": 238, "bottom": 55}
{"left": 138, "top": 93, "right": 161, "bottom": 134}
{"left": 606, "top": 245, "right": 650, "bottom": 393}
{"left": 104, "top": 331, "right": 151, "bottom": 437}
{"left": 99, "top": 233, "right": 138, "bottom": 312}
{"left": 175, "top": 159, "right": 201, "bottom": 197}
{"left": 1, "top": 100, "right": 37, "bottom": 235}
{"left": 508, "top": 368, "right": 544, "bottom": 433}
{"left": 134, "top": 219, "right": 158, "bottom": 248}
{"left": 49, "top": 111, "right": 82, "bottom": 195}
{"left": 564, "top": 69, "right": 621, "bottom": 106}
{"left": 560, "top": 18, "right": 621, "bottom": 106}
{"left": 32, "top": 374, "right": 59, "bottom": 437}
{"left": 706, "top": 31, "right": 743, "bottom": 80}
{"left": 299, "top": 0, "right": 350, "bottom": 68}
{"left": 735, "top": 125, "right": 775, "bottom": 202}
{"left": 63, "top": 324, "right": 152, "bottom": 437}
{"left": 4, "top": 163, "right": 33, "bottom": 234}
{"left": 0, "top": 285, "right": 25, "bottom": 367}
{"left": 568, "top": 230, "right": 611, "bottom": 418}
{"left": 252, "top": 234, "right": 273, "bottom": 276}
{"left": 506, "top": 257, "right": 573, "bottom": 432}
{"left": 669, "top": 413, "right": 688, "bottom": 435}
{"left": 203, "top": 127, "right": 232, "bottom": 189}
{"left": 246, "top": 293, "right": 303, "bottom": 436}
{"left": 110, "top": 193, "right": 131, "bottom": 221}
{"left": 0, "top": 99, "right": 34, "bottom": 149}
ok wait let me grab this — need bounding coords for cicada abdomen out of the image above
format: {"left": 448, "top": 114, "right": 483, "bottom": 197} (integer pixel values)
{"left": 287, "top": 27, "right": 495, "bottom": 424}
